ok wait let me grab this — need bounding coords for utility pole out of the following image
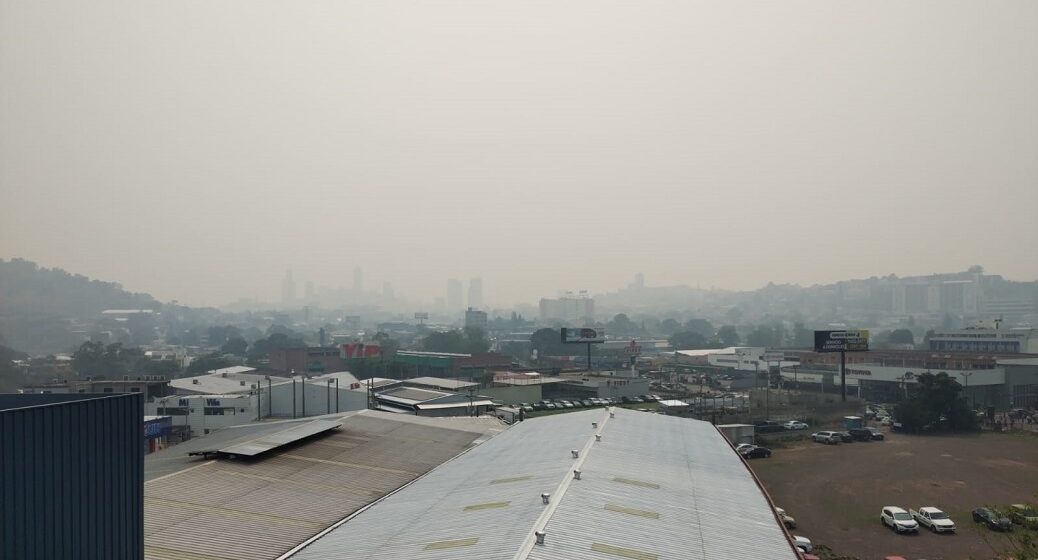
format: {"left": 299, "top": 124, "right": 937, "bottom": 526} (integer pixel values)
{"left": 840, "top": 349, "right": 847, "bottom": 402}
{"left": 960, "top": 371, "right": 975, "bottom": 409}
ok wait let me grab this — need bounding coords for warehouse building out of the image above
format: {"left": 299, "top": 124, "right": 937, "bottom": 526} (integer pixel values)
{"left": 288, "top": 407, "right": 800, "bottom": 560}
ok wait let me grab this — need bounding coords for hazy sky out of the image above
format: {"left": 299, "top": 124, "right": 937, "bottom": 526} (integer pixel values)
{"left": 2, "top": 1, "right": 1036, "bottom": 307}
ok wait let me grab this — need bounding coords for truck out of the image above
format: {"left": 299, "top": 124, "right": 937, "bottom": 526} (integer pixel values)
{"left": 910, "top": 507, "right": 956, "bottom": 533}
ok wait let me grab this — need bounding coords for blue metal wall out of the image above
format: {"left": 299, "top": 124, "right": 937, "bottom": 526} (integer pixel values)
{"left": 1, "top": 393, "right": 144, "bottom": 560}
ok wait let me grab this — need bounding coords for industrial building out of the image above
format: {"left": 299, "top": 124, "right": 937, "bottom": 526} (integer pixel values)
{"left": 928, "top": 326, "right": 1038, "bottom": 354}
{"left": 171, "top": 366, "right": 288, "bottom": 395}
{"left": 374, "top": 385, "right": 496, "bottom": 416}
{"left": 287, "top": 407, "right": 799, "bottom": 559}
{"left": 2, "top": 393, "right": 144, "bottom": 560}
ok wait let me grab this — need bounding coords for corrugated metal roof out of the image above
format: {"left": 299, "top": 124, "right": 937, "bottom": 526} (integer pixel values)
{"left": 144, "top": 411, "right": 500, "bottom": 560}
{"left": 286, "top": 408, "right": 798, "bottom": 560}
{"left": 215, "top": 419, "right": 342, "bottom": 457}
{"left": 405, "top": 377, "right": 480, "bottom": 390}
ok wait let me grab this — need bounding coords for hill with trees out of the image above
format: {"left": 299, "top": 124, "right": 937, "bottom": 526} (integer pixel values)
{"left": 0, "top": 258, "right": 161, "bottom": 354}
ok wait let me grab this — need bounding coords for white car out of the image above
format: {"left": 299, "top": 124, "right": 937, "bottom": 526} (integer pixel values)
{"left": 792, "top": 536, "right": 812, "bottom": 553}
{"left": 911, "top": 507, "right": 956, "bottom": 533}
{"left": 881, "top": 506, "right": 920, "bottom": 533}
{"left": 735, "top": 443, "right": 755, "bottom": 454}
{"left": 811, "top": 431, "right": 841, "bottom": 444}
{"left": 775, "top": 507, "right": 796, "bottom": 529}
{"left": 784, "top": 421, "right": 808, "bottom": 430}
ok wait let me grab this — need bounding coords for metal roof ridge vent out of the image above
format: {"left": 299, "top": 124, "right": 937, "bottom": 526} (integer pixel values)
{"left": 571, "top": 449, "right": 579, "bottom": 459}
{"left": 541, "top": 493, "right": 551, "bottom": 504}
{"left": 592, "top": 422, "right": 598, "bottom": 428}
{"left": 535, "top": 530, "right": 546, "bottom": 545}
{"left": 595, "top": 434, "right": 602, "bottom": 442}
{"left": 609, "top": 411, "right": 615, "bottom": 418}
{"left": 573, "top": 469, "right": 581, "bottom": 480}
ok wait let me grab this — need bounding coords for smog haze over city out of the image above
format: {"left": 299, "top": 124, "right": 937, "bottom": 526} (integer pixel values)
{"left": 2, "top": 1, "right": 1036, "bottom": 308}
{"left": 5, "top": 4, "right": 1038, "bottom": 560}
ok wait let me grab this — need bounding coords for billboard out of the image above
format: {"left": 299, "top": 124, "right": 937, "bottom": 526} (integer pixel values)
{"left": 414, "top": 312, "right": 429, "bottom": 320}
{"left": 341, "top": 343, "right": 382, "bottom": 359}
{"left": 814, "top": 330, "right": 869, "bottom": 353}
{"left": 561, "top": 327, "right": 606, "bottom": 344}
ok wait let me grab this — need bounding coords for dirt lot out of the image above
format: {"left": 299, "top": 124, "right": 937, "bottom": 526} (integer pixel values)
{"left": 751, "top": 429, "right": 1038, "bottom": 560}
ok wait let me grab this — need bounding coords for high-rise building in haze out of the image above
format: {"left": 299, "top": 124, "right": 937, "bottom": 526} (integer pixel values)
{"left": 539, "top": 291, "right": 594, "bottom": 325}
{"left": 304, "top": 280, "right": 314, "bottom": 300}
{"left": 468, "top": 277, "right": 483, "bottom": 309}
{"left": 633, "top": 272, "right": 645, "bottom": 289}
{"left": 281, "top": 270, "right": 296, "bottom": 305}
{"left": 383, "top": 281, "right": 395, "bottom": 300}
{"left": 353, "top": 267, "right": 363, "bottom": 293}
{"left": 446, "top": 278, "right": 463, "bottom": 314}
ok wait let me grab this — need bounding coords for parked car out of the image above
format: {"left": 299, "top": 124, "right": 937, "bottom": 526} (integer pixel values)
{"left": 740, "top": 446, "right": 772, "bottom": 459}
{"left": 881, "top": 506, "right": 920, "bottom": 533}
{"left": 836, "top": 431, "right": 855, "bottom": 443}
{"left": 735, "top": 443, "right": 755, "bottom": 454}
{"left": 1009, "top": 504, "right": 1038, "bottom": 528}
{"left": 911, "top": 507, "right": 956, "bottom": 533}
{"left": 756, "top": 421, "right": 786, "bottom": 434}
{"left": 847, "top": 428, "right": 874, "bottom": 441}
{"left": 865, "top": 426, "right": 885, "bottom": 440}
{"left": 880, "top": 416, "right": 893, "bottom": 426}
{"left": 811, "top": 431, "right": 841, "bottom": 444}
{"left": 972, "top": 507, "right": 1012, "bottom": 531}
{"left": 521, "top": 405, "right": 534, "bottom": 412}
{"left": 792, "top": 536, "right": 812, "bottom": 553}
{"left": 544, "top": 403, "right": 557, "bottom": 410}
{"left": 775, "top": 507, "right": 796, "bottom": 529}
{"left": 784, "top": 421, "right": 808, "bottom": 430}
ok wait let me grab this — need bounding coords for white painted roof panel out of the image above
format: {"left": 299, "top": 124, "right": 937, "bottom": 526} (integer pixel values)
{"left": 287, "top": 408, "right": 798, "bottom": 560}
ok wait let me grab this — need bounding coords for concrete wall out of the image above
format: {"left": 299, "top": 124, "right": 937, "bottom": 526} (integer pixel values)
{"left": 478, "top": 385, "right": 542, "bottom": 405}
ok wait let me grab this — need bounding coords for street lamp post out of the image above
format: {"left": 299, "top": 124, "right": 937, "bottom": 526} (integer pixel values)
{"left": 959, "top": 371, "right": 975, "bottom": 409}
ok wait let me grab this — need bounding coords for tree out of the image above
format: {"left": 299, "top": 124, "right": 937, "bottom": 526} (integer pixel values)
{"left": 669, "top": 331, "right": 708, "bottom": 350}
{"left": 126, "top": 313, "right": 158, "bottom": 347}
{"left": 725, "top": 307, "right": 744, "bottom": 324}
{"left": 530, "top": 328, "right": 567, "bottom": 358}
{"left": 717, "top": 325, "right": 740, "bottom": 346}
{"left": 684, "top": 318, "right": 714, "bottom": 338}
{"left": 247, "top": 332, "right": 304, "bottom": 363}
{"left": 221, "top": 337, "right": 248, "bottom": 356}
{"left": 140, "top": 359, "right": 180, "bottom": 377}
{"left": 607, "top": 314, "right": 637, "bottom": 337}
{"left": 792, "top": 322, "right": 813, "bottom": 347}
{"left": 72, "top": 342, "right": 144, "bottom": 378}
{"left": 208, "top": 325, "right": 242, "bottom": 347}
{"left": 462, "top": 327, "right": 490, "bottom": 354}
{"left": 893, "top": 372, "right": 978, "bottom": 433}
{"left": 185, "top": 353, "right": 232, "bottom": 375}
{"left": 746, "top": 326, "right": 778, "bottom": 347}
{"left": 886, "top": 329, "right": 914, "bottom": 346}
{"left": 659, "top": 319, "right": 681, "bottom": 336}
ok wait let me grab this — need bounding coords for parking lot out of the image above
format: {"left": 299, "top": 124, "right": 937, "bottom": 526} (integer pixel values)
{"left": 751, "top": 429, "right": 1038, "bottom": 560}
